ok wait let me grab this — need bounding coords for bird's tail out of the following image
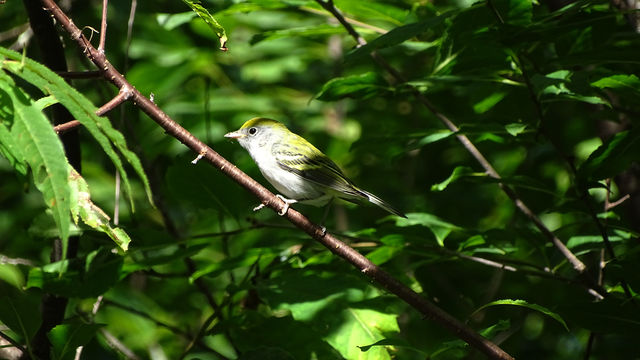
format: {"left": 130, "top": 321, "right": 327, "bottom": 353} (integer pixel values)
{"left": 358, "top": 189, "right": 407, "bottom": 218}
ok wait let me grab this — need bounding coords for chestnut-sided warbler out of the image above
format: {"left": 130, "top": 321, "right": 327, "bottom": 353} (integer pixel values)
{"left": 224, "top": 117, "right": 406, "bottom": 218}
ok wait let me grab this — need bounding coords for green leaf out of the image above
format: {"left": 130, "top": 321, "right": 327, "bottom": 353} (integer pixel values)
{"left": 68, "top": 169, "right": 131, "bottom": 251}
{"left": 347, "top": 16, "right": 448, "bottom": 63}
{"left": 156, "top": 11, "right": 197, "bottom": 31}
{"left": 49, "top": 323, "right": 102, "bottom": 360}
{"left": 0, "top": 264, "right": 25, "bottom": 289}
{"left": 591, "top": 74, "right": 640, "bottom": 94}
{"left": 411, "top": 129, "right": 455, "bottom": 149}
{"left": 26, "top": 248, "right": 123, "bottom": 298}
{"left": 182, "top": 0, "right": 228, "bottom": 50}
{"left": 578, "top": 128, "right": 640, "bottom": 182}
{"left": 431, "top": 166, "right": 477, "bottom": 192}
{"left": 332, "top": 0, "right": 409, "bottom": 25}
{"left": 0, "top": 296, "right": 41, "bottom": 349}
{"left": 0, "top": 84, "right": 27, "bottom": 175}
{"left": 473, "top": 91, "right": 508, "bottom": 113}
{"left": 530, "top": 70, "right": 609, "bottom": 106}
{"left": 366, "top": 234, "right": 404, "bottom": 265}
{"left": 358, "top": 337, "right": 427, "bottom": 356}
{"left": 0, "top": 47, "right": 154, "bottom": 211}
{"left": 326, "top": 308, "right": 397, "bottom": 359}
{"left": 394, "top": 213, "right": 462, "bottom": 246}
{"left": 505, "top": 123, "right": 527, "bottom": 137}
{"left": 0, "top": 72, "right": 71, "bottom": 257}
{"left": 473, "top": 299, "right": 569, "bottom": 331}
{"left": 316, "top": 72, "right": 388, "bottom": 101}
{"left": 228, "top": 312, "right": 342, "bottom": 359}
{"left": 260, "top": 270, "right": 399, "bottom": 360}
{"left": 251, "top": 25, "right": 347, "bottom": 45}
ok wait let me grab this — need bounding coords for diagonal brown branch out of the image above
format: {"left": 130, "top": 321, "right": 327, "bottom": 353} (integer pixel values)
{"left": 38, "top": 0, "right": 513, "bottom": 358}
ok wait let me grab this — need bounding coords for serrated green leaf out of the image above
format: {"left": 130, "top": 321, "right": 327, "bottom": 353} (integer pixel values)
{"left": 33, "top": 95, "right": 58, "bottom": 110}
{"left": 473, "top": 299, "right": 569, "bottom": 331}
{"left": 0, "top": 82, "right": 27, "bottom": 175}
{"left": 182, "top": 0, "right": 228, "bottom": 50}
{"left": 316, "top": 72, "right": 388, "bottom": 101}
{"left": 68, "top": 169, "right": 131, "bottom": 251}
{"left": 0, "top": 47, "right": 154, "bottom": 211}
{"left": 0, "top": 73, "right": 71, "bottom": 258}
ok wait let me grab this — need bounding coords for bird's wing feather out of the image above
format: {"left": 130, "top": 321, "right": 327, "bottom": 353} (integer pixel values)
{"left": 272, "top": 139, "right": 365, "bottom": 199}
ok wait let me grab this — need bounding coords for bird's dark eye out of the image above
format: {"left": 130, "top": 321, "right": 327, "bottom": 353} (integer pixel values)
{"left": 248, "top": 127, "right": 258, "bottom": 135}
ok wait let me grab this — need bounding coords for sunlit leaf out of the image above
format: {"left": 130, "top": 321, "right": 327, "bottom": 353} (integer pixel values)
{"left": 473, "top": 299, "right": 569, "bottom": 331}
{"left": 182, "top": 0, "right": 228, "bottom": 50}
{"left": 316, "top": 72, "right": 389, "bottom": 101}
{"left": 0, "top": 72, "right": 71, "bottom": 257}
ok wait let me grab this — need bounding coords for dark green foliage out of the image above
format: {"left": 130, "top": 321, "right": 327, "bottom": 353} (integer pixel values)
{"left": 1, "top": 0, "right": 640, "bottom": 359}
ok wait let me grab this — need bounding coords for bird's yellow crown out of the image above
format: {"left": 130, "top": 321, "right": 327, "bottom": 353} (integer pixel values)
{"left": 240, "top": 117, "right": 287, "bottom": 130}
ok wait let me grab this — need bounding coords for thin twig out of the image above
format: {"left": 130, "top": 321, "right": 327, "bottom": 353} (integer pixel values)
{"left": 53, "top": 85, "right": 133, "bottom": 134}
{"left": 0, "top": 23, "right": 30, "bottom": 42}
{"left": 103, "top": 299, "right": 189, "bottom": 336}
{"left": 0, "top": 254, "right": 36, "bottom": 266}
{"left": 606, "top": 193, "right": 631, "bottom": 210}
{"left": 98, "top": 0, "right": 108, "bottom": 53}
{"left": 53, "top": 120, "right": 81, "bottom": 134}
{"left": 99, "top": 329, "right": 141, "bottom": 360}
{"left": 178, "top": 312, "right": 218, "bottom": 360}
{"left": 0, "top": 330, "right": 26, "bottom": 355}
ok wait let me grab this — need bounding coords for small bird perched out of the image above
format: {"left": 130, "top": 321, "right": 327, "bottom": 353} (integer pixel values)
{"left": 225, "top": 117, "right": 406, "bottom": 218}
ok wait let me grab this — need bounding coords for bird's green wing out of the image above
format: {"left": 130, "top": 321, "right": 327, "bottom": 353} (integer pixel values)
{"left": 272, "top": 137, "right": 365, "bottom": 199}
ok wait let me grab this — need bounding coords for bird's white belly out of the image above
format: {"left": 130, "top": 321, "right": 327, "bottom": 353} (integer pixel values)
{"left": 247, "top": 141, "right": 330, "bottom": 206}
{"left": 260, "top": 164, "right": 323, "bottom": 200}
